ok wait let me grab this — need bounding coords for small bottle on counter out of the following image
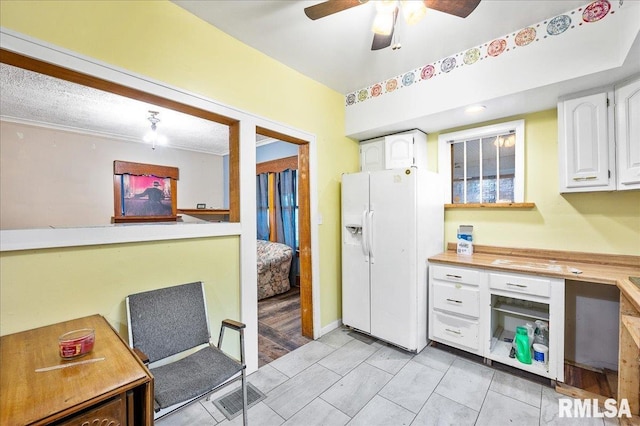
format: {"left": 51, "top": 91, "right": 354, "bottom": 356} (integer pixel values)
{"left": 457, "top": 225, "right": 474, "bottom": 255}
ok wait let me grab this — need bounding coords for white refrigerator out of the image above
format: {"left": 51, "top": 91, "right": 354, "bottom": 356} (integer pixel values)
{"left": 341, "top": 167, "right": 443, "bottom": 352}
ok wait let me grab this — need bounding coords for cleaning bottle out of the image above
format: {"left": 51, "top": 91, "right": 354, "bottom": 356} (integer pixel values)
{"left": 534, "top": 320, "right": 549, "bottom": 346}
{"left": 515, "top": 326, "right": 532, "bottom": 364}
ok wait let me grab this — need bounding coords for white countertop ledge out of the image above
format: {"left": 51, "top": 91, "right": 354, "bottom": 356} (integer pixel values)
{"left": 0, "top": 222, "right": 241, "bottom": 251}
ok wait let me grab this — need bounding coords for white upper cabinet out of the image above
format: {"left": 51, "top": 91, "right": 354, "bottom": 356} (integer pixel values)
{"left": 615, "top": 77, "right": 640, "bottom": 190}
{"left": 385, "top": 133, "right": 414, "bottom": 169}
{"left": 558, "top": 77, "right": 640, "bottom": 193}
{"left": 360, "top": 139, "right": 385, "bottom": 172}
{"left": 558, "top": 90, "right": 615, "bottom": 192}
{"left": 360, "top": 130, "right": 427, "bottom": 172}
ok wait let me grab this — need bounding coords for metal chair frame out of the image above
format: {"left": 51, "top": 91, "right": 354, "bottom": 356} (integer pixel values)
{"left": 125, "top": 282, "right": 247, "bottom": 424}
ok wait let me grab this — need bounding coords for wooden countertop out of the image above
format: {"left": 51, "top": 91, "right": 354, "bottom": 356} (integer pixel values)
{"left": 429, "top": 243, "right": 640, "bottom": 311}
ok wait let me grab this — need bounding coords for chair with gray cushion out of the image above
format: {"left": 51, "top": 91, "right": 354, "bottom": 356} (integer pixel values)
{"left": 126, "top": 281, "right": 247, "bottom": 424}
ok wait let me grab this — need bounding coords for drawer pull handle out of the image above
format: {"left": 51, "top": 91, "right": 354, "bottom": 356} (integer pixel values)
{"left": 573, "top": 176, "right": 597, "bottom": 181}
{"left": 506, "top": 283, "right": 528, "bottom": 288}
{"left": 446, "top": 298, "right": 462, "bottom": 304}
{"left": 445, "top": 274, "right": 462, "bottom": 279}
{"left": 444, "top": 328, "right": 461, "bottom": 335}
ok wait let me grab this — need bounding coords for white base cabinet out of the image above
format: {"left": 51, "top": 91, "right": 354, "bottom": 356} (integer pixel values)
{"left": 429, "top": 264, "right": 565, "bottom": 382}
{"left": 485, "top": 271, "right": 564, "bottom": 381}
{"left": 429, "top": 264, "right": 485, "bottom": 355}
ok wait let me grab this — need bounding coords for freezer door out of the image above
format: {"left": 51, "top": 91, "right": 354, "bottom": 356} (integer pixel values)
{"left": 369, "top": 169, "right": 418, "bottom": 349}
{"left": 341, "top": 172, "right": 371, "bottom": 333}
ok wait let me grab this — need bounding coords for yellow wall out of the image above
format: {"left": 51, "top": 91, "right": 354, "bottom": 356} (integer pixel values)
{"left": 0, "top": 237, "right": 240, "bottom": 336}
{"left": 0, "top": 0, "right": 359, "bottom": 335}
{"left": 429, "top": 109, "right": 640, "bottom": 255}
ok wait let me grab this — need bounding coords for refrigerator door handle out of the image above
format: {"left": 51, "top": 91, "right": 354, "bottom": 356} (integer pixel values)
{"left": 361, "top": 209, "right": 370, "bottom": 260}
{"left": 367, "top": 210, "right": 375, "bottom": 263}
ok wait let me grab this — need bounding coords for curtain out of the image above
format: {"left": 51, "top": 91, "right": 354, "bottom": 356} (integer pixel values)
{"left": 256, "top": 173, "right": 269, "bottom": 240}
{"left": 275, "top": 169, "right": 298, "bottom": 284}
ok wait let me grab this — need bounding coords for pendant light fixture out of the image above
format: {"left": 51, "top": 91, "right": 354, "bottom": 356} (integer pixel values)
{"left": 143, "top": 110, "right": 167, "bottom": 150}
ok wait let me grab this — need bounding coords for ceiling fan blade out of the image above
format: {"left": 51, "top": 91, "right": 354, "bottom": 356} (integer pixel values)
{"left": 424, "top": 0, "right": 481, "bottom": 18}
{"left": 304, "top": 0, "right": 369, "bottom": 20}
{"left": 371, "top": 32, "right": 393, "bottom": 51}
{"left": 371, "top": 7, "right": 398, "bottom": 51}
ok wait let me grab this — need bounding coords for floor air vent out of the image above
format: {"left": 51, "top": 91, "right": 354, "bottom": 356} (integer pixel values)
{"left": 212, "top": 383, "right": 266, "bottom": 420}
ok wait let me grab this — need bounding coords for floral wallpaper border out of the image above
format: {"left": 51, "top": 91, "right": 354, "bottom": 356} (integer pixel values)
{"left": 345, "top": 0, "right": 615, "bottom": 107}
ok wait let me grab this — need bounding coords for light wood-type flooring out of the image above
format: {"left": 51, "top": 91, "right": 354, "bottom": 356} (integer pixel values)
{"left": 258, "top": 286, "right": 311, "bottom": 367}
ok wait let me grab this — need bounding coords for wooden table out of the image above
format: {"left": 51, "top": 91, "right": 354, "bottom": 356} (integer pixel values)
{"left": 0, "top": 314, "right": 153, "bottom": 425}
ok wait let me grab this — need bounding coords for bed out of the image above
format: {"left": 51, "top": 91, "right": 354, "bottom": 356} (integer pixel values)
{"left": 257, "top": 239, "right": 293, "bottom": 300}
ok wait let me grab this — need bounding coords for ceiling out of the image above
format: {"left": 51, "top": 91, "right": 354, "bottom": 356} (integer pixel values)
{"left": 173, "top": 0, "right": 639, "bottom": 138}
{"left": 173, "top": 0, "right": 590, "bottom": 95}
{"left": 0, "top": 63, "right": 234, "bottom": 155}
{"left": 1, "top": 1, "right": 638, "bottom": 150}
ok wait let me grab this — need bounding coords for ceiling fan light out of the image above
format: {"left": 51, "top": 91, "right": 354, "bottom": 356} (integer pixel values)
{"left": 375, "top": 0, "right": 397, "bottom": 13}
{"left": 400, "top": 0, "right": 427, "bottom": 25}
{"left": 371, "top": 10, "right": 394, "bottom": 35}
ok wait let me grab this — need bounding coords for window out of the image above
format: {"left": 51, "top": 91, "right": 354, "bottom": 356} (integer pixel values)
{"left": 256, "top": 155, "right": 299, "bottom": 248}
{"left": 439, "top": 120, "right": 525, "bottom": 205}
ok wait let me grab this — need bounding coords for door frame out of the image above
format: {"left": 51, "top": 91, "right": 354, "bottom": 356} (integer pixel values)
{"left": 256, "top": 127, "right": 314, "bottom": 338}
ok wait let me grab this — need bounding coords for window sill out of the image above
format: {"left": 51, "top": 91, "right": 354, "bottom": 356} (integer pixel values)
{"left": 445, "top": 202, "right": 536, "bottom": 209}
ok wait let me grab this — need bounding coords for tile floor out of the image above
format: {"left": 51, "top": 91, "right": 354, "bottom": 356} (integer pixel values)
{"left": 156, "top": 327, "right": 619, "bottom": 426}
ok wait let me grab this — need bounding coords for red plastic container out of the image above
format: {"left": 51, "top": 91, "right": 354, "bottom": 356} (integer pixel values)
{"left": 58, "top": 328, "right": 95, "bottom": 359}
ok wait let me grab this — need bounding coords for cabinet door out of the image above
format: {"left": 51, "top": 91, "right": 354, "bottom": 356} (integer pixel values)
{"left": 616, "top": 78, "right": 640, "bottom": 190}
{"left": 58, "top": 395, "right": 126, "bottom": 426}
{"left": 558, "top": 92, "right": 614, "bottom": 192}
{"left": 360, "top": 139, "right": 385, "bottom": 171}
{"left": 341, "top": 172, "right": 371, "bottom": 333}
{"left": 369, "top": 170, "right": 418, "bottom": 350}
{"left": 384, "top": 133, "right": 414, "bottom": 169}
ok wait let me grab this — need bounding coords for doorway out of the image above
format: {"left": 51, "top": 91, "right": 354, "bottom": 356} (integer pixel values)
{"left": 255, "top": 130, "right": 314, "bottom": 366}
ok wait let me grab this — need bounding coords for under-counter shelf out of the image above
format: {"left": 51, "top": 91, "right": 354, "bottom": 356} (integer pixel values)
{"left": 488, "top": 326, "right": 551, "bottom": 378}
{"left": 492, "top": 301, "right": 549, "bottom": 321}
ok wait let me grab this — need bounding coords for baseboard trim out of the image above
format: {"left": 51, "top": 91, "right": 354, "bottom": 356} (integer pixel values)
{"left": 319, "top": 319, "right": 343, "bottom": 338}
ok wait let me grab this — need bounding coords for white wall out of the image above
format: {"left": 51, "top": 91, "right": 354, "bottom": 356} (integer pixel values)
{"left": 0, "top": 120, "right": 224, "bottom": 229}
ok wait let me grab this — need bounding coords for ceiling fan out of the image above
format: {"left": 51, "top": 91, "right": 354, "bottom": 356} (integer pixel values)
{"left": 304, "top": 0, "right": 481, "bottom": 50}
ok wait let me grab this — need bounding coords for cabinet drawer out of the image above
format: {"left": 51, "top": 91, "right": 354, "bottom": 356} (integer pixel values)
{"left": 432, "top": 311, "right": 479, "bottom": 351}
{"left": 489, "top": 272, "right": 550, "bottom": 297}
{"left": 432, "top": 281, "right": 480, "bottom": 317}
{"left": 431, "top": 265, "right": 481, "bottom": 285}
{"left": 58, "top": 394, "right": 126, "bottom": 426}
